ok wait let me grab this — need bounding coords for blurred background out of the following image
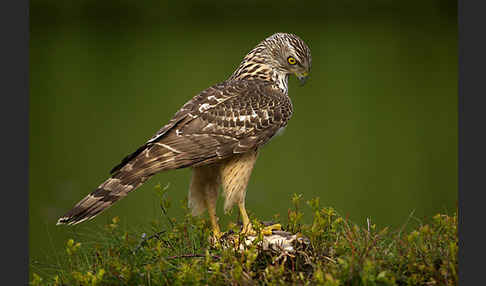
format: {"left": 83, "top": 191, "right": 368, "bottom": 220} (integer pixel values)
{"left": 30, "top": 0, "right": 457, "bottom": 270}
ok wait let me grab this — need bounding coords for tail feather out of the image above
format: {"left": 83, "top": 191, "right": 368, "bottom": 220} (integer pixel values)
{"left": 56, "top": 128, "right": 231, "bottom": 225}
{"left": 56, "top": 175, "right": 149, "bottom": 225}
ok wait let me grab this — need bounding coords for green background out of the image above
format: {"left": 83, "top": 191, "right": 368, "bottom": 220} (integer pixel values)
{"left": 30, "top": 0, "right": 457, "bottom": 268}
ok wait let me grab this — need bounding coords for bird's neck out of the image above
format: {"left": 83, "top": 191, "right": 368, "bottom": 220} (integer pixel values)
{"left": 229, "top": 46, "right": 289, "bottom": 94}
{"left": 271, "top": 71, "right": 289, "bottom": 94}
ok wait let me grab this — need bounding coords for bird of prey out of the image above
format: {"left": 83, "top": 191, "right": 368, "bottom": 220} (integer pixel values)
{"left": 57, "top": 33, "right": 312, "bottom": 238}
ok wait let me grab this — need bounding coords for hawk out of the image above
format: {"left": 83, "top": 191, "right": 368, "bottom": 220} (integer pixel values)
{"left": 57, "top": 33, "right": 312, "bottom": 238}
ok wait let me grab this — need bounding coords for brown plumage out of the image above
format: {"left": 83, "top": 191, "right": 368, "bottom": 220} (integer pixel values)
{"left": 57, "top": 33, "right": 311, "bottom": 235}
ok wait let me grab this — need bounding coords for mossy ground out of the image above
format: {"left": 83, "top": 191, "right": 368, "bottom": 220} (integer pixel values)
{"left": 30, "top": 185, "right": 457, "bottom": 285}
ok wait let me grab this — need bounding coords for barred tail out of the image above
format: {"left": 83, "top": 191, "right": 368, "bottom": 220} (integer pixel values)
{"left": 56, "top": 174, "right": 151, "bottom": 225}
{"left": 57, "top": 127, "right": 227, "bottom": 225}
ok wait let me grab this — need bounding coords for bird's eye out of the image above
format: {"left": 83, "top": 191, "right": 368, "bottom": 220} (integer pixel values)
{"left": 287, "top": 56, "right": 297, "bottom": 65}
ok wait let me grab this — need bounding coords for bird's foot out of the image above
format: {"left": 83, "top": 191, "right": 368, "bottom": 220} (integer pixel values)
{"left": 240, "top": 223, "right": 255, "bottom": 236}
{"left": 241, "top": 222, "right": 282, "bottom": 236}
{"left": 261, "top": 223, "right": 282, "bottom": 236}
{"left": 208, "top": 229, "right": 223, "bottom": 247}
{"left": 213, "top": 229, "right": 223, "bottom": 240}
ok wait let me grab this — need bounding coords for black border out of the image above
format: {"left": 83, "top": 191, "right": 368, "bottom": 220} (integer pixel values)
{"left": 459, "top": 0, "right": 486, "bottom": 285}
{"left": 2, "top": 0, "right": 29, "bottom": 284}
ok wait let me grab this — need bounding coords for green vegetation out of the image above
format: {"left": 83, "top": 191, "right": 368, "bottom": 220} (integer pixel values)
{"left": 31, "top": 186, "right": 457, "bottom": 285}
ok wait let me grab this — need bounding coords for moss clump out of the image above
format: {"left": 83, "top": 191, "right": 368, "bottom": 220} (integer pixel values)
{"left": 30, "top": 188, "right": 457, "bottom": 285}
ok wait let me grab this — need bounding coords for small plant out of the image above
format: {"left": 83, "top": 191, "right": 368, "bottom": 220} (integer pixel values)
{"left": 31, "top": 186, "right": 458, "bottom": 285}
{"left": 65, "top": 239, "right": 81, "bottom": 256}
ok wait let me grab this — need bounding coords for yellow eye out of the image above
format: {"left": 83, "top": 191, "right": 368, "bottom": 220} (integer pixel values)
{"left": 287, "top": 56, "right": 297, "bottom": 65}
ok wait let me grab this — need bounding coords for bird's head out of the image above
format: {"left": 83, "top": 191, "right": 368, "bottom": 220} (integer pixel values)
{"left": 231, "top": 33, "right": 312, "bottom": 88}
{"left": 261, "top": 33, "right": 312, "bottom": 85}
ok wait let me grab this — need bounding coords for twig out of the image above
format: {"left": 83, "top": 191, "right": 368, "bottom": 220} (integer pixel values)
{"left": 160, "top": 205, "right": 175, "bottom": 229}
{"left": 133, "top": 230, "right": 166, "bottom": 253}
{"left": 322, "top": 255, "right": 337, "bottom": 264}
{"left": 385, "top": 209, "right": 416, "bottom": 255}
{"left": 398, "top": 209, "right": 416, "bottom": 238}
{"left": 165, "top": 253, "right": 220, "bottom": 260}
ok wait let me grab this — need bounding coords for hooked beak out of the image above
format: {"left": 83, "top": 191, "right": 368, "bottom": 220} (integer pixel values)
{"left": 295, "top": 72, "right": 309, "bottom": 86}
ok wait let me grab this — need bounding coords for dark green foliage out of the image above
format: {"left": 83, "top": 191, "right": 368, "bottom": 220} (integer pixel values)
{"left": 31, "top": 187, "right": 457, "bottom": 285}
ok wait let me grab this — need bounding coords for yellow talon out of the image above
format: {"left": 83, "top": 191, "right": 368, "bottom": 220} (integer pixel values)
{"left": 213, "top": 229, "right": 222, "bottom": 240}
{"left": 240, "top": 223, "right": 282, "bottom": 236}
{"left": 238, "top": 201, "right": 281, "bottom": 236}
{"left": 241, "top": 223, "right": 255, "bottom": 236}
{"left": 208, "top": 230, "right": 223, "bottom": 247}
{"left": 261, "top": 223, "right": 281, "bottom": 235}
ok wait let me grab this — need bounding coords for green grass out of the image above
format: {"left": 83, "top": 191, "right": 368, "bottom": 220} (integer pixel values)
{"left": 30, "top": 186, "right": 457, "bottom": 286}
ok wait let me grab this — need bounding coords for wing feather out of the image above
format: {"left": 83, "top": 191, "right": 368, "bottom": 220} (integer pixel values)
{"left": 57, "top": 79, "right": 293, "bottom": 225}
{"left": 111, "top": 79, "right": 292, "bottom": 175}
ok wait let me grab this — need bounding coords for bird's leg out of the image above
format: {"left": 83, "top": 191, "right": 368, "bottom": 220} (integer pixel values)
{"left": 202, "top": 176, "right": 222, "bottom": 241}
{"left": 207, "top": 198, "right": 221, "bottom": 239}
{"left": 189, "top": 165, "right": 222, "bottom": 240}
{"left": 238, "top": 202, "right": 281, "bottom": 235}
{"left": 220, "top": 150, "right": 280, "bottom": 236}
{"left": 238, "top": 201, "right": 253, "bottom": 234}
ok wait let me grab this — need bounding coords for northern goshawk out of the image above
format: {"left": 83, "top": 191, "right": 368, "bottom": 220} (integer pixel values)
{"left": 57, "top": 33, "right": 312, "bottom": 238}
